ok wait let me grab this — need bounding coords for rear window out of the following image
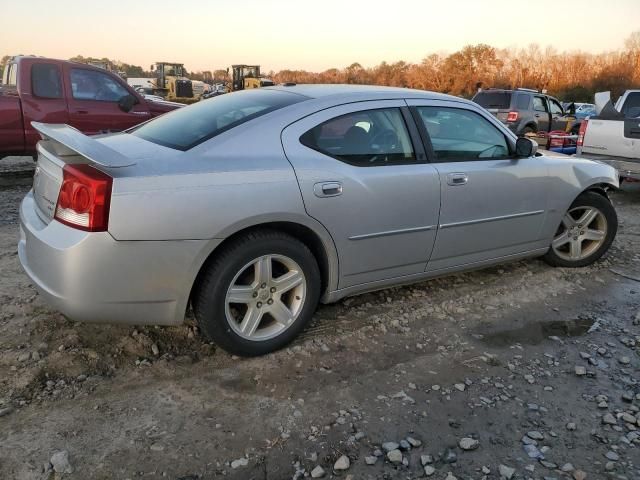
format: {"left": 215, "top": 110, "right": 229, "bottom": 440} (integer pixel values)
{"left": 621, "top": 92, "right": 640, "bottom": 117}
{"left": 131, "top": 89, "right": 307, "bottom": 150}
{"left": 472, "top": 91, "right": 512, "bottom": 109}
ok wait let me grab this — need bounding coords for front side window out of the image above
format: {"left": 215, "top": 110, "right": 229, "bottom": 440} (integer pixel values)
{"left": 549, "top": 99, "right": 564, "bottom": 115}
{"left": 131, "top": 89, "right": 307, "bottom": 150}
{"left": 32, "top": 63, "right": 62, "bottom": 99}
{"left": 70, "top": 69, "right": 129, "bottom": 102}
{"left": 416, "top": 107, "right": 510, "bottom": 162}
{"left": 533, "top": 96, "right": 548, "bottom": 112}
{"left": 300, "top": 108, "right": 416, "bottom": 167}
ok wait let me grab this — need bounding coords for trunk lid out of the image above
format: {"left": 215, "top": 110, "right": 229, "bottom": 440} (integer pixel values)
{"left": 30, "top": 122, "right": 135, "bottom": 225}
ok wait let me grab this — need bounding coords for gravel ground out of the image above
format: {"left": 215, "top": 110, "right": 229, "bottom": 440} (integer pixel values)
{"left": 0, "top": 170, "right": 639, "bottom": 480}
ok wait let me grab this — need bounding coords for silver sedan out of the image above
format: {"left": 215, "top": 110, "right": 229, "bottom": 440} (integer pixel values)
{"left": 19, "top": 85, "right": 619, "bottom": 356}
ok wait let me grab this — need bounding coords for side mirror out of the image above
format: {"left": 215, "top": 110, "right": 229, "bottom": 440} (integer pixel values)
{"left": 515, "top": 137, "right": 537, "bottom": 158}
{"left": 118, "top": 94, "right": 136, "bottom": 113}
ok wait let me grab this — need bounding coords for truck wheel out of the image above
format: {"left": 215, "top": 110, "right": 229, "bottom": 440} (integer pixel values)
{"left": 193, "top": 230, "right": 321, "bottom": 356}
{"left": 543, "top": 191, "right": 617, "bottom": 268}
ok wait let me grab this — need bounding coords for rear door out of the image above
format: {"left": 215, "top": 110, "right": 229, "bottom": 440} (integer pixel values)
{"left": 63, "top": 66, "right": 152, "bottom": 135}
{"left": 407, "top": 99, "right": 549, "bottom": 272}
{"left": 18, "top": 61, "right": 71, "bottom": 152}
{"left": 281, "top": 101, "right": 441, "bottom": 288}
{"left": 533, "top": 96, "right": 551, "bottom": 132}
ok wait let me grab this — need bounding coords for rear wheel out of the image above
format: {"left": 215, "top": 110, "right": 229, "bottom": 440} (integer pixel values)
{"left": 193, "top": 230, "right": 321, "bottom": 356}
{"left": 543, "top": 191, "right": 617, "bottom": 268}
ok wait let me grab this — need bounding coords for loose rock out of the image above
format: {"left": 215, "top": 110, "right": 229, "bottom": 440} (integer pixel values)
{"left": 458, "top": 437, "right": 479, "bottom": 451}
{"left": 310, "top": 465, "right": 325, "bottom": 478}
{"left": 334, "top": 455, "right": 350, "bottom": 471}
{"left": 499, "top": 464, "right": 515, "bottom": 479}
{"left": 50, "top": 451, "right": 73, "bottom": 474}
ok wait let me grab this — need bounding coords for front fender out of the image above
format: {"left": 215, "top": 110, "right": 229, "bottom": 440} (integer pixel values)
{"left": 540, "top": 155, "right": 618, "bottom": 242}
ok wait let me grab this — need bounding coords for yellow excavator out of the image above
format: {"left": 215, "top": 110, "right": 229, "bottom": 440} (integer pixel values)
{"left": 228, "top": 65, "right": 275, "bottom": 92}
{"left": 150, "top": 62, "right": 199, "bottom": 104}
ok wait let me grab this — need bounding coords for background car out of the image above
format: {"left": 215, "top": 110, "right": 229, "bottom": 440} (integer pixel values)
{"left": 20, "top": 85, "right": 619, "bottom": 356}
{"left": 472, "top": 88, "right": 579, "bottom": 135}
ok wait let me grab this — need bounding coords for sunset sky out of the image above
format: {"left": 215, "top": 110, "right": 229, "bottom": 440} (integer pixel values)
{"left": 3, "top": 0, "right": 639, "bottom": 72}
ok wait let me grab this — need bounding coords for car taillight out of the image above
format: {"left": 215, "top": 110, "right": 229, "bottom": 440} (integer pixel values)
{"left": 507, "top": 111, "right": 518, "bottom": 122}
{"left": 577, "top": 120, "right": 588, "bottom": 147}
{"left": 55, "top": 164, "right": 112, "bottom": 232}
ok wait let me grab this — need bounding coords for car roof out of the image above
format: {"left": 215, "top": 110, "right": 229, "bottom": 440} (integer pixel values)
{"left": 264, "top": 84, "right": 465, "bottom": 103}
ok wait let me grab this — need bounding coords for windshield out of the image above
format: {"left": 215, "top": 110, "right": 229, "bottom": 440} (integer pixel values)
{"left": 472, "top": 91, "right": 512, "bottom": 109}
{"left": 130, "top": 89, "right": 308, "bottom": 150}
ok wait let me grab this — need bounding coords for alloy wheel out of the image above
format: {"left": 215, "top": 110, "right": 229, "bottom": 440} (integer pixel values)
{"left": 551, "top": 206, "right": 607, "bottom": 261}
{"left": 224, "top": 254, "right": 306, "bottom": 341}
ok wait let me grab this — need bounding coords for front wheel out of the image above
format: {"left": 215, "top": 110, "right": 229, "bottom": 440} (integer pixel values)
{"left": 543, "top": 191, "right": 617, "bottom": 268}
{"left": 193, "top": 230, "right": 321, "bottom": 356}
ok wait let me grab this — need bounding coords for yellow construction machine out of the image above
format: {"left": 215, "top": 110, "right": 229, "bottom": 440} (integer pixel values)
{"left": 150, "top": 62, "right": 200, "bottom": 104}
{"left": 228, "top": 65, "right": 275, "bottom": 92}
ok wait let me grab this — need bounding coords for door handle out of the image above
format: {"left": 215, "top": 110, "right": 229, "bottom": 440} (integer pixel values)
{"left": 447, "top": 173, "right": 468, "bottom": 186}
{"left": 534, "top": 114, "right": 541, "bottom": 118}
{"left": 314, "top": 182, "right": 343, "bottom": 197}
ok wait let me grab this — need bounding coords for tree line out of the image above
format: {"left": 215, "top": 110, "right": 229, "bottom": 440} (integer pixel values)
{"left": 2, "top": 32, "right": 638, "bottom": 101}
{"left": 267, "top": 32, "right": 640, "bottom": 101}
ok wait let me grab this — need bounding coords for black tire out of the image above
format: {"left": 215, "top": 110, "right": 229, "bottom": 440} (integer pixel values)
{"left": 518, "top": 125, "right": 537, "bottom": 137}
{"left": 193, "top": 230, "right": 321, "bottom": 356}
{"left": 543, "top": 191, "right": 617, "bottom": 268}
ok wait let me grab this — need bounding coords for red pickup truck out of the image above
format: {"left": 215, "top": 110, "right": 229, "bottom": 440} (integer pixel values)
{"left": 0, "top": 56, "right": 182, "bottom": 159}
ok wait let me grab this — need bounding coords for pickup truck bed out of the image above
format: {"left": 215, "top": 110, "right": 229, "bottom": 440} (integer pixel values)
{"left": 576, "top": 93, "right": 640, "bottom": 181}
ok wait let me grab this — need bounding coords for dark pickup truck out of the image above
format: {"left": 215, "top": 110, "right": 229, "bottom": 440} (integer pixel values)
{"left": 0, "top": 56, "right": 182, "bottom": 159}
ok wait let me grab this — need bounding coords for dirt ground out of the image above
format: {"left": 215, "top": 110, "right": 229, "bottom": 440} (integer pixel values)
{"left": 0, "top": 161, "right": 639, "bottom": 480}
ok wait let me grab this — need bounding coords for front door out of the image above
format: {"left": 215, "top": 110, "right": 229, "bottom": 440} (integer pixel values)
{"left": 533, "top": 95, "right": 551, "bottom": 132}
{"left": 64, "top": 66, "right": 152, "bottom": 135}
{"left": 281, "top": 101, "right": 441, "bottom": 289}
{"left": 548, "top": 97, "right": 569, "bottom": 131}
{"left": 407, "top": 100, "right": 549, "bottom": 272}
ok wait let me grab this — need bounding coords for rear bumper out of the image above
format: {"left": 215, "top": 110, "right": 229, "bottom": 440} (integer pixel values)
{"left": 606, "top": 159, "right": 640, "bottom": 180}
{"left": 576, "top": 154, "right": 640, "bottom": 180}
{"left": 19, "top": 191, "right": 213, "bottom": 326}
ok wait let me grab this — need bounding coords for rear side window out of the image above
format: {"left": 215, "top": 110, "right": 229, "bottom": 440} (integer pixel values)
{"left": 472, "top": 91, "right": 512, "bottom": 109}
{"left": 32, "top": 63, "right": 63, "bottom": 99}
{"left": 514, "top": 93, "right": 530, "bottom": 110}
{"left": 549, "top": 99, "right": 564, "bottom": 115}
{"left": 131, "top": 89, "right": 307, "bottom": 150}
{"left": 416, "top": 107, "right": 510, "bottom": 162}
{"left": 300, "top": 108, "right": 416, "bottom": 167}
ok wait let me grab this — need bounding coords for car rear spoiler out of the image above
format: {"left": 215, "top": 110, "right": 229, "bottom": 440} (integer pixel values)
{"left": 31, "top": 122, "right": 136, "bottom": 168}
